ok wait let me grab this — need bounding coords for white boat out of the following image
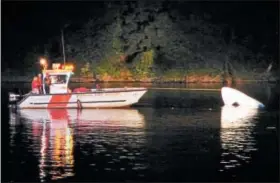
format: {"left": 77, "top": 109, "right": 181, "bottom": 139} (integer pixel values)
{"left": 11, "top": 63, "right": 147, "bottom": 109}
{"left": 221, "top": 87, "right": 265, "bottom": 109}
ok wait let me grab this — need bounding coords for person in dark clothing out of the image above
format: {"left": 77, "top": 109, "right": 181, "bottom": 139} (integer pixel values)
{"left": 44, "top": 73, "right": 51, "bottom": 94}
{"left": 93, "top": 77, "right": 101, "bottom": 90}
{"left": 38, "top": 73, "right": 43, "bottom": 94}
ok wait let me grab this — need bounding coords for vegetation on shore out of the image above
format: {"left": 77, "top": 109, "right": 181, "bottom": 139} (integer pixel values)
{"left": 2, "top": 2, "right": 278, "bottom": 83}
{"left": 1, "top": 67, "right": 277, "bottom": 83}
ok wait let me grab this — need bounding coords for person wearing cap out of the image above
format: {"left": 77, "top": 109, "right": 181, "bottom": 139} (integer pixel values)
{"left": 44, "top": 73, "right": 51, "bottom": 94}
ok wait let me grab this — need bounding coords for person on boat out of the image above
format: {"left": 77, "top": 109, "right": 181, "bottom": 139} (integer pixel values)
{"left": 52, "top": 76, "right": 58, "bottom": 84}
{"left": 57, "top": 75, "right": 66, "bottom": 84}
{"left": 44, "top": 73, "right": 51, "bottom": 94}
{"left": 31, "top": 76, "right": 40, "bottom": 94}
{"left": 38, "top": 73, "right": 43, "bottom": 94}
{"left": 93, "top": 77, "right": 101, "bottom": 90}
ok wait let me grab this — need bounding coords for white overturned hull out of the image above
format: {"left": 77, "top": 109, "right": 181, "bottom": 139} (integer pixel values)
{"left": 17, "top": 88, "right": 147, "bottom": 109}
{"left": 221, "top": 87, "right": 265, "bottom": 109}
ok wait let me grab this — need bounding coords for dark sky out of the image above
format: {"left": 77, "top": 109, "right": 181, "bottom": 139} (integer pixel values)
{"left": 2, "top": 1, "right": 279, "bottom": 70}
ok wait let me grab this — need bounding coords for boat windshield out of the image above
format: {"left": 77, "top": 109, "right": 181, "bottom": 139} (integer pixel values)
{"left": 50, "top": 75, "right": 68, "bottom": 84}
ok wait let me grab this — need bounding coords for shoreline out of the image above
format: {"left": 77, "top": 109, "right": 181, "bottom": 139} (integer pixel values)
{"left": 1, "top": 73, "right": 278, "bottom": 84}
{"left": 1, "top": 77, "right": 278, "bottom": 84}
{"left": 2, "top": 68, "right": 278, "bottom": 84}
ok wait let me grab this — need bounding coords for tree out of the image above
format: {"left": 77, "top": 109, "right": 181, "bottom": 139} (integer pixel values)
{"left": 35, "top": 1, "right": 274, "bottom": 81}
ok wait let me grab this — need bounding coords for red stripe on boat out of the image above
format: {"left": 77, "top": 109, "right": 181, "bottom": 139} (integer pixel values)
{"left": 48, "top": 109, "right": 69, "bottom": 120}
{"left": 48, "top": 95, "right": 72, "bottom": 108}
{"left": 73, "top": 87, "right": 89, "bottom": 93}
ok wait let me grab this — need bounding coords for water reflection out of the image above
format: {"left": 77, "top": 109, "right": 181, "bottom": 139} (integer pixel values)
{"left": 70, "top": 109, "right": 147, "bottom": 181}
{"left": 19, "top": 109, "right": 75, "bottom": 182}
{"left": 9, "top": 111, "right": 17, "bottom": 145}
{"left": 4, "top": 83, "right": 278, "bottom": 182}
{"left": 220, "top": 106, "right": 259, "bottom": 171}
{"left": 72, "top": 109, "right": 145, "bottom": 129}
{"left": 18, "top": 108, "right": 146, "bottom": 181}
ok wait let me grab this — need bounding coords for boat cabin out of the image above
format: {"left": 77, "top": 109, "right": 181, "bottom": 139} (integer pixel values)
{"left": 42, "top": 63, "right": 74, "bottom": 94}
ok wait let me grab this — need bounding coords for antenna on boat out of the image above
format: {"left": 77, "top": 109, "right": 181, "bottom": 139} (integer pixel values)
{"left": 61, "top": 28, "right": 66, "bottom": 65}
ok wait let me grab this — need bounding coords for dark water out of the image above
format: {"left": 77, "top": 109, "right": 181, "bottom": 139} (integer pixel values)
{"left": 1, "top": 83, "right": 279, "bottom": 182}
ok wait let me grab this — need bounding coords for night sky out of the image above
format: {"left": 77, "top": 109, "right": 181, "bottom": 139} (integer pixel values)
{"left": 2, "top": 1, "right": 279, "bottom": 71}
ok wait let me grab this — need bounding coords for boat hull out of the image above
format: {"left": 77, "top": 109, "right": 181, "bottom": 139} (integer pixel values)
{"left": 17, "top": 88, "right": 147, "bottom": 109}
{"left": 221, "top": 87, "right": 265, "bottom": 109}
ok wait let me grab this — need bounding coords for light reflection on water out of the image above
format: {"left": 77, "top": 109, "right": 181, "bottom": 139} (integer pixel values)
{"left": 8, "top": 106, "right": 264, "bottom": 181}
{"left": 70, "top": 109, "right": 148, "bottom": 177}
{"left": 11, "top": 109, "right": 146, "bottom": 182}
{"left": 6, "top": 86, "right": 278, "bottom": 181}
{"left": 4, "top": 83, "right": 279, "bottom": 182}
{"left": 220, "top": 106, "right": 259, "bottom": 171}
{"left": 27, "top": 110, "right": 75, "bottom": 182}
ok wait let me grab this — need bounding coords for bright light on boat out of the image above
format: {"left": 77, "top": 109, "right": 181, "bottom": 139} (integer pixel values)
{"left": 52, "top": 63, "right": 61, "bottom": 70}
{"left": 40, "top": 58, "right": 47, "bottom": 66}
{"left": 63, "top": 64, "right": 74, "bottom": 71}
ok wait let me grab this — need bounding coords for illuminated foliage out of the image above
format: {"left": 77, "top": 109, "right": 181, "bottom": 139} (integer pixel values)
{"left": 133, "top": 49, "right": 155, "bottom": 79}
{"left": 80, "top": 62, "right": 92, "bottom": 77}
{"left": 17, "top": 1, "right": 277, "bottom": 82}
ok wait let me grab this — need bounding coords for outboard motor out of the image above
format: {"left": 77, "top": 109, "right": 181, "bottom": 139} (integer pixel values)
{"left": 8, "top": 88, "right": 27, "bottom": 106}
{"left": 8, "top": 91, "right": 26, "bottom": 113}
{"left": 9, "top": 92, "right": 21, "bottom": 103}
{"left": 2, "top": 90, "right": 10, "bottom": 116}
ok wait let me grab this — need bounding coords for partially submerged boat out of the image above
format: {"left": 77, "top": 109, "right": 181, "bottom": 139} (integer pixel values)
{"left": 221, "top": 87, "right": 265, "bottom": 109}
{"left": 10, "top": 63, "right": 147, "bottom": 109}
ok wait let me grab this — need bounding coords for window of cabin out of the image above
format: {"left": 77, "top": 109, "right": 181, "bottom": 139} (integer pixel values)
{"left": 50, "top": 75, "right": 68, "bottom": 84}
